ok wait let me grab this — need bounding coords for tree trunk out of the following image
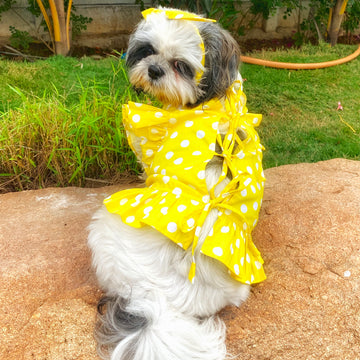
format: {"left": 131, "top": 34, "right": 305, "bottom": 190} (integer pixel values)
{"left": 328, "top": 0, "right": 348, "bottom": 46}
{"left": 54, "top": 0, "right": 69, "bottom": 55}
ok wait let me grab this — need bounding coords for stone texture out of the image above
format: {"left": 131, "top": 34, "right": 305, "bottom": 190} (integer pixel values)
{"left": 224, "top": 158, "right": 360, "bottom": 359}
{"left": 0, "top": 158, "right": 359, "bottom": 359}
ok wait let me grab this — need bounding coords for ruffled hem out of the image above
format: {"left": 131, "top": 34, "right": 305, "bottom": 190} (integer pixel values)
{"left": 104, "top": 185, "right": 266, "bottom": 285}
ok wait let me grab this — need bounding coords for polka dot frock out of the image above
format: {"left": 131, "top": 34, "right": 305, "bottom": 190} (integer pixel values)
{"left": 104, "top": 80, "right": 266, "bottom": 284}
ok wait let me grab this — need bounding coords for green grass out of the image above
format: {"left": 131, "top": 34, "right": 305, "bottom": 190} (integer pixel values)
{"left": 241, "top": 43, "right": 360, "bottom": 168}
{"left": 0, "top": 45, "right": 359, "bottom": 192}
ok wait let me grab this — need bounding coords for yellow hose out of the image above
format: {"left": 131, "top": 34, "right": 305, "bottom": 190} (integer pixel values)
{"left": 240, "top": 44, "right": 360, "bottom": 69}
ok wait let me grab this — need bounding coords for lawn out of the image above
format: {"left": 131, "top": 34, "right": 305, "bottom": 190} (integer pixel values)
{"left": 0, "top": 44, "right": 359, "bottom": 192}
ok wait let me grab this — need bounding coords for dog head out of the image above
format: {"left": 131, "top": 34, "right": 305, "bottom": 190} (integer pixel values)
{"left": 126, "top": 8, "right": 241, "bottom": 107}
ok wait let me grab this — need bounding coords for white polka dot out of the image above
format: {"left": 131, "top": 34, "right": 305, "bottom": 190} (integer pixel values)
{"left": 151, "top": 128, "right": 159, "bottom": 134}
{"left": 134, "top": 102, "right": 142, "bottom": 107}
{"left": 140, "top": 137, "right": 148, "bottom": 145}
{"left": 213, "top": 247, "right": 223, "bottom": 257}
{"left": 153, "top": 165, "right": 160, "bottom": 173}
{"left": 169, "top": 118, "right": 177, "bottom": 124}
{"left": 181, "top": 140, "right": 190, "bottom": 147}
{"left": 197, "top": 170, "right": 205, "bottom": 180}
{"left": 240, "top": 257, "right": 244, "bottom": 266}
{"left": 125, "top": 216, "right": 135, "bottom": 223}
{"left": 191, "top": 200, "right": 200, "bottom": 206}
{"left": 253, "top": 202, "right": 259, "bottom": 211}
{"left": 163, "top": 176, "right": 170, "bottom": 184}
{"left": 237, "top": 151, "right": 245, "bottom": 159}
{"left": 177, "top": 204, "right": 187, "bottom": 212}
{"left": 247, "top": 166, "right": 253, "bottom": 175}
{"left": 221, "top": 226, "right": 230, "bottom": 233}
{"left": 246, "top": 254, "right": 251, "bottom": 263}
{"left": 208, "top": 228, "right": 214, "bottom": 236}
{"left": 165, "top": 151, "right": 174, "bottom": 160}
{"left": 230, "top": 244, "right": 234, "bottom": 254}
{"left": 253, "top": 117, "right": 259, "bottom": 125}
{"left": 170, "top": 131, "right": 178, "bottom": 139}
{"left": 212, "top": 122, "right": 219, "bottom": 130}
{"left": 192, "top": 151, "right": 201, "bottom": 156}
{"left": 185, "top": 121, "right": 193, "bottom": 127}
{"left": 146, "top": 149, "right": 153, "bottom": 157}
{"left": 159, "top": 199, "right": 166, "bottom": 204}
{"left": 167, "top": 222, "right": 177, "bottom": 233}
{"left": 132, "top": 114, "right": 140, "bottom": 123}
{"left": 184, "top": 167, "right": 193, "bottom": 170}
{"left": 120, "top": 198, "right": 128, "bottom": 206}
{"left": 244, "top": 178, "right": 252, "bottom": 187}
{"left": 177, "top": 242, "right": 183, "bottom": 248}
{"left": 174, "top": 158, "right": 183, "bottom": 165}
{"left": 195, "top": 226, "right": 201, "bottom": 237}
{"left": 135, "top": 194, "right": 144, "bottom": 201}
{"left": 187, "top": 218, "right": 195, "bottom": 227}
{"left": 172, "top": 187, "right": 182, "bottom": 197}
{"left": 255, "top": 261, "right": 262, "bottom": 270}
{"left": 158, "top": 145, "right": 164, "bottom": 152}
{"left": 236, "top": 238, "right": 240, "bottom": 248}
{"left": 144, "top": 206, "right": 153, "bottom": 214}
{"left": 241, "top": 189, "right": 247, "bottom": 197}
{"left": 234, "top": 264, "right": 240, "bottom": 275}
{"left": 209, "top": 143, "right": 216, "bottom": 151}
{"left": 155, "top": 112, "right": 163, "bottom": 118}
{"left": 241, "top": 204, "right": 248, "bottom": 213}
{"left": 202, "top": 195, "right": 210, "bottom": 203}
{"left": 251, "top": 185, "right": 256, "bottom": 194}
{"left": 195, "top": 110, "right": 204, "bottom": 115}
{"left": 161, "top": 207, "right": 168, "bottom": 215}
{"left": 196, "top": 130, "right": 205, "bottom": 139}
{"left": 175, "top": 13, "right": 184, "bottom": 19}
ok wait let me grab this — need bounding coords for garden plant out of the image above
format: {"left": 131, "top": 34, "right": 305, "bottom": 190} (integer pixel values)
{"left": 0, "top": 44, "right": 359, "bottom": 193}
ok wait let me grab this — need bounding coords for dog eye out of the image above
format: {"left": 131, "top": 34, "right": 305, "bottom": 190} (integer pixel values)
{"left": 173, "top": 61, "right": 194, "bottom": 79}
{"left": 127, "top": 44, "right": 156, "bottom": 67}
{"left": 143, "top": 45, "right": 155, "bottom": 57}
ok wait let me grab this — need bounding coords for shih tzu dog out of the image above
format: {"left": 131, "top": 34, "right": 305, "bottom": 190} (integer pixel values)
{"left": 88, "top": 7, "right": 266, "bottom": 360}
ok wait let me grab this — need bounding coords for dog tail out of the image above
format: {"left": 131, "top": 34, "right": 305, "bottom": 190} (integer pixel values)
{"left": 95, "top": 294, "right": 227, "bottom": 360}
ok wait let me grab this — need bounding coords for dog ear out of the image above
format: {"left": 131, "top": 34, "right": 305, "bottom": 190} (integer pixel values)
{"left": 192, "top": 23, "right": 241, "bottom": 106}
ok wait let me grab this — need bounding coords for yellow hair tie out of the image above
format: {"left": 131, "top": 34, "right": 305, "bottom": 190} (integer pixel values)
{"left": 141, "top": 8, "right": 216, "bottom": 83}
{"left": 142, "top": 8, "right": 216, "bottom": 23}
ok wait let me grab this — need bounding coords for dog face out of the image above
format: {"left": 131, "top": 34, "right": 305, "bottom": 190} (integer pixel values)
{"left": 126, "top": 9, "right": 241, "bottom": 107}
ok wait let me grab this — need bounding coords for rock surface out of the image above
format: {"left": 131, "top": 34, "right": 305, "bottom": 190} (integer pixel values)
{"left": 0, "top": 158, "right": 359, "bottom": 359}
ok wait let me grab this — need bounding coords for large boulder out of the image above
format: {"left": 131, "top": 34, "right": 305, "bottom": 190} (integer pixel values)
{"left": 0, "top": 158, "right": 359, "bottom": 359}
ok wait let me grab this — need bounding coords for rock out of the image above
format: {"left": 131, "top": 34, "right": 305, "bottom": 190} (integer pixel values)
{"left": 0, "top": 186, "right": 123, "bottom": 360}
{"left": 224, "top": 158, "right": 360, "bottom": 359}
{"left": 0, "top": 158, "right": 359, "bottom": 359}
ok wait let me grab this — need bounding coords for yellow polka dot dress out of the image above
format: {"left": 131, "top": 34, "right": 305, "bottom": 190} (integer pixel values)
{"left": 104, "top": 80, "right": 266, "bottom": 284}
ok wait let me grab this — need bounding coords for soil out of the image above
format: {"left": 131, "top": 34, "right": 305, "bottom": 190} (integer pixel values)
{"left": 1, "top": 35, "right": 359, "bottom": 61}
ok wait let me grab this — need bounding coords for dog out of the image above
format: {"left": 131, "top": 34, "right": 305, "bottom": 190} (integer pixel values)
{"left": 88, "top": 7, "right": 266, "bottom": 360}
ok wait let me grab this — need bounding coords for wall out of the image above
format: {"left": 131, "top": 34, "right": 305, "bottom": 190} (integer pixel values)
{"left": 0, "top": 1, "right": 356, "bottom": 50}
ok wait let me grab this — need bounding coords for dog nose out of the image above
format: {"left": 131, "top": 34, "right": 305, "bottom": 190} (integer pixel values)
{"left": 148, "top": 65, "right": 165, "bottom": 80}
